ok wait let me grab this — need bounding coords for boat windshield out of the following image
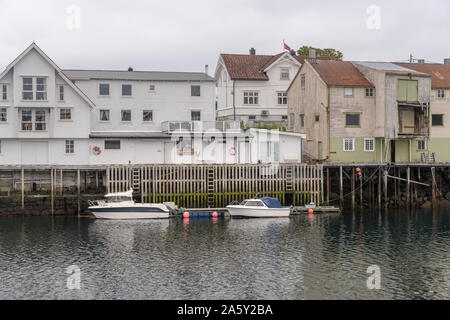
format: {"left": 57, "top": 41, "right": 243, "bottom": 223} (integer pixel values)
{"left": 105, "top": 196, "right": 133, "bottom": 203}
{"left": 244, "top": 200, "right": 265, "bottom": 207}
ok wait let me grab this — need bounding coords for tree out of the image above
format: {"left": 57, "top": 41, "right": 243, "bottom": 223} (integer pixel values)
{"left": 296, "top": 46, "right": 343, "bottom": 61}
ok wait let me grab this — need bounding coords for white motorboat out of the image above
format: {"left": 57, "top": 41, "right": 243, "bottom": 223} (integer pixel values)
{"left": 88, "top": 189, "right": 172, "bottom": 219}
{"left": 226, "top": 197, "right": 291, "bottom": 218}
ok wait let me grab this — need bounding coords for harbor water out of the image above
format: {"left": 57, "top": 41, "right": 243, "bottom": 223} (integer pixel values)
{"left": 0, "top": 209, "right": 449, "bottom": 299}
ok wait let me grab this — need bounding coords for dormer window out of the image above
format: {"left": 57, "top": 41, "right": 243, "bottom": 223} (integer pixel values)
{"left": 22, "top": 77, "right": 47, "bottom": 100}
{"left": 36, "top": 78, "right": 47, "bottom": 100}
{"left": 22, "top": 77, "right": 33, "bottom": 100}
{"left": 280, "top": 68, "right": 290, "bottom": 80}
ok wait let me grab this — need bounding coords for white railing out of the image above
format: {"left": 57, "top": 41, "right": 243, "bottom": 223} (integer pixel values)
{"left": 161, "top": 121, "right": 241, "bottom": 133}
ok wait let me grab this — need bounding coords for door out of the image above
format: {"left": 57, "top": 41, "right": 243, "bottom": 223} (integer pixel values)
{"left": 399, "top": 109, "right": 415, "bottom": 134}
{"left": 21, "top": 141, "right": 48, "bottom": 165}
{"left": 398, "top": 79, "right": 418, "bottom": 102}
{"left": 318, "top": 141, "right": 323, "bottom": 160}
{"left": 390, "top": 140, "right": 396, "bottom": 163}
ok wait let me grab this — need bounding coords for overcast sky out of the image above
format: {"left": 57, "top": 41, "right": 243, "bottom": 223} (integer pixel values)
{"left": 1, "top": 0, "right": 449, "bottom": 74}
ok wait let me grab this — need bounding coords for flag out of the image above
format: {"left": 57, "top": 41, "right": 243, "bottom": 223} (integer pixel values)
{"left": 283, "top": 42, "right": 291, "bottom": 52}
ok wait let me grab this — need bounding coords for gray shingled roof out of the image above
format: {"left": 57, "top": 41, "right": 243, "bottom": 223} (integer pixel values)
{"left": 63, "top": 70, "right": 215, "bottom": 82}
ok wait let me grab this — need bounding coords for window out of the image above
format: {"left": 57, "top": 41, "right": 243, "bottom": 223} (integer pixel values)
{"left": 143, "top": 110, "right": 153, "bottom": 122}
{"left": 99, "top": 109, "right": 110, "bottom": 121}
{"left": 121, "top": 109, "right": 132, "bottom": 122}
{"left": 365, "top": 88, "right": 374, "bottom": 97}
{"left": 58, "top": 85, "right": 64, "bottom": 101}
{"left": 191, "top": 85, "right": 201, "bottom": 97}
{"left": 289, "top": 114, "right": 295, "bottom": 131}
{"left": 248, "top": 115, "right": 256, "bottom": 120}
{"left": 191, "top": 110, "right": 201, "bottom": 121}
{"left": 345, "top": 113, "right": 360, "bottom": 127}
{"left": 437, "top": 89, "right": 445, "bottom": 99}
{"left": 418, "top": 140, "right": 427, "bottom": 150}
{"left": 65, "top": 140, "right": 74, "bottom": 154}
{"left": 35, "top": 110, "right": 46, "bottom": 130}
{"left": 432, "top": 114, "right": 443, "bottom": 126}
{"left": 22, "top": 77, "right": 33, "bottom": 100}
{"left": 343, "top": 138, "right": 355, "bottom": 151}
{"left": 122, "top": 84, "right": 132, "bottom": 96}
{"left": 105, "top": 140, "right": 121, "bottom": 150}
{"left": 315, "top": 114, "right": 320, "bottom": 122}
{"left": 60, "top": 108, "right": 72, "bottom": 120}
{"left": 364, "top": 138, "right": 375, "bottom": 152}
{"left": 36, "top": 77, "right": 47, "bottom": 100}
{"left": 300, "top": 114, "right": 305, "bottom": 128}
{"left": 0, "top": 108, "right": 6, "bottom": 122}
{"left": 99, "top": 84, "right": 110, "bottom": 96}
{"left": 244, "top": 91, "right": 259, "bottom": 105}
{"left": 21, "top": 109, "right": 32, "bottom": 131}
{"left": 300, "top": 74, "right": 305, "bottom": 89}
{"left": 1, "top": 84, "right": 7, "bottom": 101}
{"left": 149, "top": 85, "right": 155, "bottom": 92}
{"left": 344, "top": 87, "right": 353, "bottom": 97}
{"left": 280, "top": 68, "right": 290, "bottom": 80}
{"left": 277, "top": 92, "right": 288, "bottom": 105}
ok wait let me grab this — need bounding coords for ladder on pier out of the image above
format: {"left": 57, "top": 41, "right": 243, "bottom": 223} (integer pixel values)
{"left": 207, "top": 167, "right": 215, "bottom": 208}
{"left": 132, "top": 168, "right": 141, "bottom": 192}
{"left": 285, "top": 166, "right": 294, "bottom": 192}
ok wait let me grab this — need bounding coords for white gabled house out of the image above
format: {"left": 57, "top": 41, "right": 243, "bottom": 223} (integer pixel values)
{"left": 0, "top": 43, "right": 305, "bottom": 166}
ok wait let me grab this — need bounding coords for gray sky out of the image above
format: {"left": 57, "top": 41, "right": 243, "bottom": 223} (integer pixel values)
{"left": 1, "top": 0, "right": 449, "bottom": 74}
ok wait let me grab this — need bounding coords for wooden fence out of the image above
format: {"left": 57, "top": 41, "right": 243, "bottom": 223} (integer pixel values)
{"left": 106, "top": 164, "right": 324, "bottom": 208}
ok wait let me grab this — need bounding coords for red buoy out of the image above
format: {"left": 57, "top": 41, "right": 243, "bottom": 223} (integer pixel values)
{"left": 356, "top": 168, "right": 361, "bottom": 172}
{"left": 183, "top": 212, "right": 190, "bottom": 218}
{"left": 358, "top": 172, "right": 362, "bottom": 177}
{"left": 308, "top": 209, "right": 314, "bottom": 215}
{"left": 212, "top": 211, "right": 218, "bottom": 218}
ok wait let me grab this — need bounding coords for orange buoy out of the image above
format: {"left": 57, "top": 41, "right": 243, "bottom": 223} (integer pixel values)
{"left": 356, "top": 168, "right": 361, "bottom": 172}
{"left": 183, "top": 212, "right": 190, "bottom": 218}
{"left": 308, "top": 209, "right": 314, "bottom": 215}
{"left": 358, "top": 172, "right": 362, "bottom": 177}
{"left": 212, "top": 211, "right": 218, "bottom": 218}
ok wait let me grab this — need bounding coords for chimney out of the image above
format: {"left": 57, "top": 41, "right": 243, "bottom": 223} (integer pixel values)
{"left": 249, "top": 47, "right": 256, "bottom": 55}
{"left": 128, "top": 67, "right": 133, "bottom": 71}
{"left": 205, "top": 64, "right": 209, "bottom": 75}
{"left": 290, "top": 49, "right": 296, "bottom": 56}
{"left": 417, "top": 59, "right": 425, "bottom": 64}
{"left": 309, "top": 49, "right": 316, "bottom": 63}
{"left": 444, "top": 58, "right": 450, "bottom": 65}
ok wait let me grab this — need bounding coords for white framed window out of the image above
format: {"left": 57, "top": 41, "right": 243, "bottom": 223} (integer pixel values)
{"left": 22, "top": 77, "right": 33, "bottom": 100}
{"left": 36, "top": 77, "right": 47, "bottom": 100}
{"left": 99, "top": 109, "right": 110, "bottom": 121}
{"left": 300, "top": 74, "right": 306, "bottom": 89}
{"left": 191, "top": 110, "right": 201, "bottom": 121}
{"left": 35, "top": 110, "right": 46, "bottom": 131}
{"left": 59, "top": 108, "right": 72, "bottom": 120}
{"left": 105, "top": 140, "right": 120, "bottom": 150}
{"left": 121, "top": 109, "right": 132, "bottom": 122}
{"left": 21, "top": 109, "right": 32, "bottom": 131}
{"left": 149, "top": 85, "right": 156, "bottom": 92}
{"left": 343, "top": 138, "right": 355, "bottom": 151}
{"left": 243, "top": 91, "right": 259, "bottom": 105}
{"left": 1, "top": 84, "right": 7, "bottom": 101}
{"left": 280, "top": 68, "right": 290, "bottom": 80}
{"left": 344, "top": 87, "right": 353, "bottom": 97}
{"left": 365, "top": 88, "right": 374, "bottom": 97}
{"left": 143, "top": 110, "right": 153, "bottom": 122}
{"left": 288, "top": 113, "right": 295, "bottom": 131}
{"left": 437, "top": 89, "right": 445, "bottom": 99}
{"left": 65, "top": 140, "right": 74, "bottom": 154}
{"left": 364, "top": 138, "right": 375, "bottom": 152}
{"left": 58, "top": 85, "right": 64, "bottom": 101}
{"left": 99, "top": 84, "right": 110, "bottom": 96}
{"left": 191, "top": 85, "right": 201, "bottom": 97}
{"left": 418, "top": 140, "right": 427, "bottom": 150}
{"left": 0, "top": 108, "right": 7, "bottom": 122}
{"left": 122, "top": 84, "right": 132, "bottom": 96}
{"left": 277, "top": 92, "right": 288, "bottom": 105}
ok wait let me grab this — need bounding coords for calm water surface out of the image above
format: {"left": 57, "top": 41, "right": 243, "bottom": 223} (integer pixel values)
{"left": 0, "top": 209, "right": 449, "bottom": 300}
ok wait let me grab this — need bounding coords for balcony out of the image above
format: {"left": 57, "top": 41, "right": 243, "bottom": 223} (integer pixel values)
{"left": 161, "top": 121, "right": 241, "bottom": 134}
{"left": 397, "top": 103, "right": 429, "bottom": 138}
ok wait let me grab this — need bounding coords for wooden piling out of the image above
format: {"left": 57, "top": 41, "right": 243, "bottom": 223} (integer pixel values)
{"left": 21, "top": 166, "right": 25, "bottom": 212}
{"left": 351, "top": 168, "right": 355, "bottom": 210}
{"left": 406, "top": 167, "right": 410, "bottom": 208}
{"left": 431, "top": 167, "right": 436, "bottom": 207}
{"left": 50, "top": 168, "right": 54, "bottom": 216}
{"left": 378, "top": 168, "right": 382, "bottom": 208}
{"left": 77, "top": 169, "right": 81, "bottom": 217}
{"left": 326, "top": 167, "right": 330, "bottom": 204}
{"left": 339, "top": 166, "right": 343, "bottom": 207}
{"left": 383, "top": 169, "right": 388, "bottom": 209}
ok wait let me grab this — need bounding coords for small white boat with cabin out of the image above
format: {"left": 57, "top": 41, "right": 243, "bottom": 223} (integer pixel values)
{"left": 88, "top": 189, "right": 172, "bottom": 219}
{"left": 226, "top": 197, "right": 291, "bottom": 218}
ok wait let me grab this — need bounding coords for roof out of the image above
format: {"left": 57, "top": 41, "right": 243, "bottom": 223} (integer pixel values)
{"left": 394, "top": 63, "right": 450, "bottom": 89}
{"left": 89, "top": 131, "right": 171, "bottom": 139}
{"left": 0, "top": 43, "right": 95, "bottom": 108}
{"left": 105, "top": 189, "right": 133, "bottom": 198}
{"left": 249, "top": 128, "right": 306, "bottom": 139}
{"left": 63, "top": 70, "right": 215, "bottom": 82}
{"left": 353, "top": 61, "right": 428, "bottom": 76}
{"left": 260, "top": 197, "right": 283, "bottom": 208}
{"left": 220, "top": 52, "right": 330, "bottom": 80}
{"left": 308, "top": 60, "right": 373, "bottom": 87}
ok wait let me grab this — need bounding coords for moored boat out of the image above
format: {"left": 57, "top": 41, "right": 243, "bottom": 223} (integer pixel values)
{"left": 88, "top": 189, "right": 172, "bottom": 219}
{"left": 226, "top": 197, "right": 291, "bottom": 218}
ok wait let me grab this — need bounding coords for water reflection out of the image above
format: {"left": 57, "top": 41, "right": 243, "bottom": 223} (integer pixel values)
{"left": 0, "top": 209, "right": 449, "bottom": 300}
